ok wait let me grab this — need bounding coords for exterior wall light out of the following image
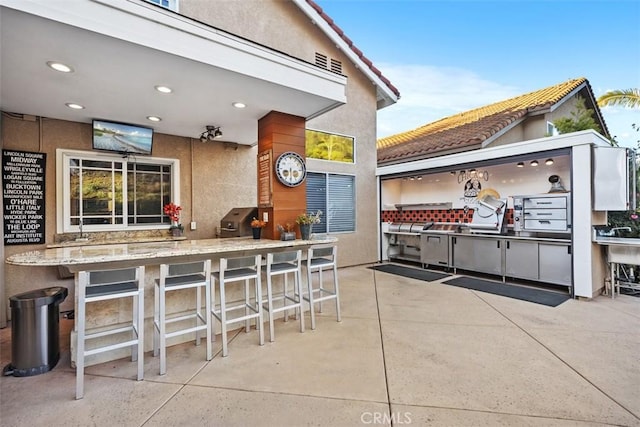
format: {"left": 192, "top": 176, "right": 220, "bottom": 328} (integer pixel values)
{"left": 199, "top": 125, "right": 223, "bottom": 142}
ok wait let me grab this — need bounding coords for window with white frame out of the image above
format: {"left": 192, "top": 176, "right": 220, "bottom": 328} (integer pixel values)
{"left": 57, "top": 150, "right": 179, "bottom": 233}
{"left": 144, "top": 0, "right": 179, "bottom": 11}
{"left": 547, "top": 121, "right": 559, "bottom": 136}
{"left": 306, "top": 172, "right": 355, "bottom": 233}
{"left": 305, "top": 129, "right": 355, "bottom": 163}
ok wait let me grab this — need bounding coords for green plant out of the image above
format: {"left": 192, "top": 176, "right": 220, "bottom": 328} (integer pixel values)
{"left": 277, "top": 223, "right": 295, "bottom": 232}
{"left": 295, "top": 210, "right": 322, "bottom": 225}
{"left": 608, "top": 210, "right": 640, "bottom": 237}
{"left": 552, "top": 96, "right": 602, "bottom": 136}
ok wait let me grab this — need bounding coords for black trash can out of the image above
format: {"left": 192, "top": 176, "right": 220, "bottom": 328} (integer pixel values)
{"left": 3, "top": 286, "right": 68, "bottom": 377}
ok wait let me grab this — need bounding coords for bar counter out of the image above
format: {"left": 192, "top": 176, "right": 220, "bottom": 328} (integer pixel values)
{"left": 6, "top": 236, "right": 338, "bottom": 272}
{"left": 5, "top": 236, "right": 339, "bottom": 367}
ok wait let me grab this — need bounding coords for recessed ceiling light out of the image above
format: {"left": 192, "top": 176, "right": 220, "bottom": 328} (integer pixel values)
{"left": 65, "top": 103, "right": 84, "bottom": 110}
{"left": 155, "top": 85, "right": 172, "bottom": 94}
{"left": 147, "top": 116, "right": 162, "bottom": 122}
{"left": 47, "top": 61, "right": 74, "bottom": 73}
{"left": 232, "top": 102, "right": 246, "bottom": 109}
{"left": 530, "top": 160, "right": 539, "bottom": 167}
{"left": 545, "top": 158, "right": 554, "bottom": 165}
{"left": 517, "top": 162, "right": 524, "bottom": 168}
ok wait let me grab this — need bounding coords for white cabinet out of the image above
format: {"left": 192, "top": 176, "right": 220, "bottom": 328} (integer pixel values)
{"left": 593, "top": 146, "right": 635, "bottom": 211}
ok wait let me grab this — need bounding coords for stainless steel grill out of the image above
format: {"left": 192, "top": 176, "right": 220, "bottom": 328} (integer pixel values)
{"left": 388, "top": 222, "right": 430, "bottom": 233}
{"left": 219, "top": 207, "right": 258, "bottom": 238}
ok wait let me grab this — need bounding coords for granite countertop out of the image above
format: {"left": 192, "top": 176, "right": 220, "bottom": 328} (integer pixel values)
{"left": 46, "top": 236, "right": 186, "bottom": 248}
{"left": 6, "top": 236, "right": 338, "bottom": 268}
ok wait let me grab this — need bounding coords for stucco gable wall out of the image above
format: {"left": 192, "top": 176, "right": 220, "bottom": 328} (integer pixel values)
{"left": 488, "top": 123, "right": 526, "bottom": 147}
{"left": 179, "top": 0, "right": 381, "bottom": 266}
{"left": 487, "top": 93, "right": 599, "bottom": 149}
{"left": 180, "top": 1, "right": 317, "bottom": 65}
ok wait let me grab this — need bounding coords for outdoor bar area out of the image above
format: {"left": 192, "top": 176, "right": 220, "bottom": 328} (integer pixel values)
{"left": 1, "top": 0, "right": 402, "bottom": 400}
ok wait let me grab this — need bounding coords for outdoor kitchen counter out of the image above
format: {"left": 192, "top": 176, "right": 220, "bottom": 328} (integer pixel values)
{"left": 6, "top": 236, "right": 338, "bottom": 271}
{"left": 452, "top": 231, "right": 571, "bottom": 243}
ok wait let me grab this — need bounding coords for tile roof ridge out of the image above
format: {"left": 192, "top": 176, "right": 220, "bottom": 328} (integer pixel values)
{"left": 378, "top": 77, "right": 589, "bottom": 146}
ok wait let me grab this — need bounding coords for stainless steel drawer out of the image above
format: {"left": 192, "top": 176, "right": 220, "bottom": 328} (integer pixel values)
{"left": 524, "top": 219, "right": 568, "bottom": 231}
{"left": 523, "top": 209, "right": 567, "bottom": 220}
{"left": 524, "top": 197, "right": 567, "bottom": 209}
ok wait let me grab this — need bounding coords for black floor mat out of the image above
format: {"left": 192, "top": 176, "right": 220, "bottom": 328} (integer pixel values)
{"left": 370, "top": 264, "right": 450, "bottom": 282}
{"left": 442, "top": 276, "right": 569, "bottom": 307}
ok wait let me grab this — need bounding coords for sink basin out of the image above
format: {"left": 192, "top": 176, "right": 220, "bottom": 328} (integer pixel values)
{"left": 594, "top": 237, "right": 640, "bottom": 246}
{"left": 607, "top": 245, "right": 640, "bottom": 264}
{"left": 594, "top": 237, "right": 640, "bottom": 264}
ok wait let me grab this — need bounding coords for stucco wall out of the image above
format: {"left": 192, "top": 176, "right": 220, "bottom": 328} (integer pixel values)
{"left": 489, "top": 93, "right": 599, "bottom": 148}
{"left": 2, "top": 114, "right": 258, "bottom": 313}
{"left": 180, "top": 0, "right": 382, "bottom": 267}
{"left": 3, "top": 1, "right": 383, "bottom": 317}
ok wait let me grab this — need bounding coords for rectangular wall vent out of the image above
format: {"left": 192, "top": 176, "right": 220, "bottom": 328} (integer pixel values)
{"left": 330, "top": 59, "right": 343, "bottom": 75}
{"left": 315, "top": 52, "right": 328, "bottom": 69}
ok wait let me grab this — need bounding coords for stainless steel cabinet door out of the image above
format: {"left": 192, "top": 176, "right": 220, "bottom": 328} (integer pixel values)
{"left": 539, "top": 243, "right": 572, "bottom": 285}
{"left": 453, "top": 236, "right": 503, "bottom": 276}
{"left": 505, "top": 240, "right": 539, "bottom": 280}
{"left": 420, "top": 233, "right": 449, "bottom": 266}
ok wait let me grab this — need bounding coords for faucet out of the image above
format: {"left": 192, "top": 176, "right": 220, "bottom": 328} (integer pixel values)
{"left": 75, "top": 219, "right": 89, "bottom": 241}
{"left": 611, "top": 227, "right": 632, "bottom": 236}
{"left": 600, "top": 227, "right": 632, "bottom": 237}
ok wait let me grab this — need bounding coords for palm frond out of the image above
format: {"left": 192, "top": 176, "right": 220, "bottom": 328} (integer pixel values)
{"left": 597, "top": 88, "right": 640, "bottom": 108}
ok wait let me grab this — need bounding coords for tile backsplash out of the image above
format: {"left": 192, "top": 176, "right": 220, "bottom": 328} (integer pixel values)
{"left": 381, "top": 209, "right": 514, "bottom": 224}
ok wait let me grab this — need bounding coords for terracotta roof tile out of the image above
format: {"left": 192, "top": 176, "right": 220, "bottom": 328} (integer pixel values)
{"left": 305, "top": 0, "right": 400, "bottom": 98}
{"left": 377, "top": 77, "right": 605, "bottom": 164}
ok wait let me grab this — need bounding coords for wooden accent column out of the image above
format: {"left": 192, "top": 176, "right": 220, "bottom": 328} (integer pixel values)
{"left": 257, "top": 111, "right": 306, "bottom": 240}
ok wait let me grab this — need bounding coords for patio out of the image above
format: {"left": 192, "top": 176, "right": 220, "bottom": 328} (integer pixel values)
{"left": 1, "top": 264, "right": 639, "bottom": 426}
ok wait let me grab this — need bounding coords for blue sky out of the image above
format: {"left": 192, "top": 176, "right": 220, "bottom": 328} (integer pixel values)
{"left": 316, "top": 0, "right": 640, "bottom": 148}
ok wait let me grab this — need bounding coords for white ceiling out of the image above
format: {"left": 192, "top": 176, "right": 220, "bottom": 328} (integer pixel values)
{"left": 0, "top": 4, "right": 346, "bottom": 146}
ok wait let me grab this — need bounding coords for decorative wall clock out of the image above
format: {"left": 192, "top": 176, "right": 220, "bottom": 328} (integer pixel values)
{"left": 274, "top": 151, "right": 306, "bottom": 187}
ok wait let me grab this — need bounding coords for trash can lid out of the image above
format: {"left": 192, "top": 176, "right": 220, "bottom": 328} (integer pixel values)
{"left": 9, "top": 286, "right": 69, "bottom": 308}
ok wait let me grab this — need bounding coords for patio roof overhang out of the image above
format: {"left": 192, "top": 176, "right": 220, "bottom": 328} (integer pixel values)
{"left": 376, "top": 130, "right": 612, "bottom": 179}
{"left": 0, "top": 0, "right": 347, "bottom": 146}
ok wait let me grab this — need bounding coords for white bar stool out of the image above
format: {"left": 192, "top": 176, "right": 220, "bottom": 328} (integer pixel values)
{"left": 303, "top": 246, "right": 341, "bottom": 330}
{"left": 263, "top": 250, "right": 305, "bottom": 342}
{"left": 153, "top": 260, "right": 212, "bottom": 375}
{"left": 75, "top": 266, "right": 145, "bottom": 400}
{"left": 211, "top": 255, "right": 264, "bottom": 357}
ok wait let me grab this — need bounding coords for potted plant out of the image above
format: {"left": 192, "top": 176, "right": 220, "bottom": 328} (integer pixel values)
{"left": 295, "top": 210, "right": 322, "bottom": 240}
{"left": 164, "top": 202, "right": 184, "bottom": 237}
{"left": 277, "top": 223, "right": 296, "bottom": 241}
{"left": 251, "top": 217, "right": 266, "bottom": 239}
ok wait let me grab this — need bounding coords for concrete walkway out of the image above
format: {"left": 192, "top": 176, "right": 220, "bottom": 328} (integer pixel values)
{"left": 1, "top": 265, "right": 639, "bottom": 426}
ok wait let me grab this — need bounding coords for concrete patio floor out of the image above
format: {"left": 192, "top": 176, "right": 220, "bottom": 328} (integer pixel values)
{"left": 1, "top": 264, "right": 639, "bottom": 426}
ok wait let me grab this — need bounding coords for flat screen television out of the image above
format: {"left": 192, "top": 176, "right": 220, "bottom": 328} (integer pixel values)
{"left": 92, "top": 119, "right": 153, "bottom": 155}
